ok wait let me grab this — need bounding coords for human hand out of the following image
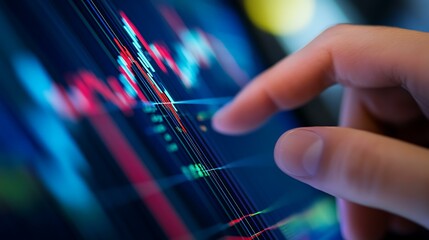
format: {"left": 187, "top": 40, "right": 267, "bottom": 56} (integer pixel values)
{"left": 212, "top": 25, "right": 429, "bottom": 239}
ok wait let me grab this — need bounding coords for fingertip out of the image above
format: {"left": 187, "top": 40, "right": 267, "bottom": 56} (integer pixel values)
{"left": 275, "top": 127, "right": 429, "bottom": 229}
{"left": 210, "top": 103, "right": 245, "bottom": 135}
{"left": 211, "top": 96, "right": 272, "bottom": 135}
{"left": 274, "top": 128, "right": 323, "bottom": 178}
{"left": 211, "top": 104, "right": 239, "bottom": 135}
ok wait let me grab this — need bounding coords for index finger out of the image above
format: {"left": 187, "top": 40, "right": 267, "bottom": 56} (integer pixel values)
{"left": 212, "top": 25, "right": 429, "bottom": 134}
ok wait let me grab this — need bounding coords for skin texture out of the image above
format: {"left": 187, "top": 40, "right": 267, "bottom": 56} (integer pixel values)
{"left": 212, "top": 25, "right": 429, "bottom": 239}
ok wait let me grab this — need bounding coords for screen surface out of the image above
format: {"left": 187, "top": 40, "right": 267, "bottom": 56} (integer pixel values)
{"left": 0, "top": 0, "right": 339, "bottom": 239}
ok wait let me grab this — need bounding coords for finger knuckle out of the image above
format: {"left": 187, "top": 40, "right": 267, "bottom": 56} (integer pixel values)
{"left": 318, "top": 24, "right": 353, "bottom": 43}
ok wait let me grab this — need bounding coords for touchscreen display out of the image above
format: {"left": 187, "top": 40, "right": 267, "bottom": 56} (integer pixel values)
{"left": 0, "top": 0, "right": 339, "bottom": 239}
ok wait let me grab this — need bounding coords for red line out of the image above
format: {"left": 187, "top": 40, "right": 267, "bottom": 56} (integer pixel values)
{"left": 113, "top": 38, "right": 149, "bottom": 103}
{"left": 74, "top": 70, "right": 144, "bottom": 114}
{"left": 249, "top": 225, "right": 276, "bottom": 239}
{"left": 154, "top": 43, "right": 183, "bottom": 79}
{"left": 84, "top": 90, "right": 192, "bottom": 239}
{"left": 107, "top": 76, "right": 134, "bottom": 115}
{"left": 113, "top": 37, "right": 187, "bottom": 133}
{"left": 223, "top": 226, "right": 274, "bottom": 240}
{"left": 80, "top": 71, "right": 121, "bottom": 106}
{"left": 118, "top": 66, "right": 148, "bottom": 103}
{"left": 120, "top": 11, "right": 168, "bottom": 73}
{"left": 107, "top": 76, "right": 135, "bottom": 106}
{"left": 74, "top": 74, "right": 98, "bottom": 114}
{"left": 224, "top": 236, "right": 252, "bottom": 240}
{"left": 228, "top": 213, "right": 255, "bottom": 227}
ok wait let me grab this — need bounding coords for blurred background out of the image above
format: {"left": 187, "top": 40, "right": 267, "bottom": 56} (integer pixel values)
{"left": 237, "top": 0, "right": 429, "bottom": 125}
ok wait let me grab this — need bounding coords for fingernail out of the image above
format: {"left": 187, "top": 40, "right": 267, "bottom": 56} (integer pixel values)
{"left": 274, "top": 129, "right": 323, "bottom": 177}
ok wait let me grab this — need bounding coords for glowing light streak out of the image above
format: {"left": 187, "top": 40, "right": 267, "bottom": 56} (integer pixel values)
{"left": 86, "top": 96, "right": 192, "bottom": 239}
{"left": 120, "top": 11, "right": 167, "bottom": 73}
{"left": 114, "top": 17, "right": 188, "bottom": 132}
{"left": 53, "top": 67, "right": 188, "bottom": 133}
{"left": 181, "top": 163, "right": 210, "bottom": 180}
{"left": 159, "top": 6, "right": 249, "bottom": 88}
{"left": 45, "top": 5, "right": 253, "bottom": 237}
{"left": 151, "top": 42, "right": 187, "bottom": 85}
{"left": 151, "top": 96, "right": 232, "bottom": 106}
{"left": 12, "top": 53, "right": 115, "bottom": 238}
{"left": 228, "top": 210, "right": 267, "bottom": 227}
{"left": 226, "top": 199, "right": 337, "bottom": 239}
{"left": 160, "top": 7, "right": 216, "bottom": 87}
{"left": 50, "top": 5, "right": 248, "bottom": 132}
{"left": 113, "top": 38, "right": 149, "bottom": 104}
{"left": 118, "top": 74, "right": 137, "bottom": 98}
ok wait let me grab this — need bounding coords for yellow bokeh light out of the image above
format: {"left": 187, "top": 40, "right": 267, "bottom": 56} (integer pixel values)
{"left": 244, "top": 0, "right": 315, "bottom": 35}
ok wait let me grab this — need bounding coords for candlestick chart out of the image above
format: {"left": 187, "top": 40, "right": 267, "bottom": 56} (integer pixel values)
{"left": 0, "top": 0, "right": 340, "bottom": 239}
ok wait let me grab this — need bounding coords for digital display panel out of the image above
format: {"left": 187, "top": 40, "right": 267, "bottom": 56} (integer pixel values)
{"left": 0, "top": 0, "right": 339, "bottom": 239}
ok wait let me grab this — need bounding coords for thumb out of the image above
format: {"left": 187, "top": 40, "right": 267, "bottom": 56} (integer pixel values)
{"left": 274, "top": 127, "right": 429, "bottom": 229}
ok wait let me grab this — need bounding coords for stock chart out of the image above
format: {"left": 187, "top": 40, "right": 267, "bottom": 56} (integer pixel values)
{"left": 0, "top": 0, "right": 339, "bottom": 239}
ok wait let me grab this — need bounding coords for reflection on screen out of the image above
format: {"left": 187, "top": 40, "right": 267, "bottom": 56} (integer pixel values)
{"left": 0, "top": 0, "right": 339, "bottom": 239}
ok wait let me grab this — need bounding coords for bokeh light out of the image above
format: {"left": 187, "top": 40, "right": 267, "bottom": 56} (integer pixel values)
{"left": 244, "top": 0, "right": 315, "bottom": 35}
